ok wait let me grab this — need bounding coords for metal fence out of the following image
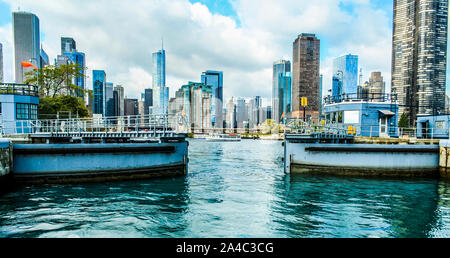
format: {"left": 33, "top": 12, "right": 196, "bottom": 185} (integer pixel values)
{"left": 283, "top": 118, "right": 450, "bottom": 139}
{"left": 0, "top": 83, "right": 39, "bottom": 97}
{"left": 0, "top": 113, "right": 189, "bottom": 137}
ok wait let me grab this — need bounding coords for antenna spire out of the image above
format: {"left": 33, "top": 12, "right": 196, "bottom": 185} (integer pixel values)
{"left": 161, "top": 37, "right": 164, "bottom": 50}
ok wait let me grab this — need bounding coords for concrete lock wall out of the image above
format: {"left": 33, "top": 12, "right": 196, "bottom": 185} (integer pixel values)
{"left": 439, "top": 140, "right": 450, "bottom": 178}
{"left": 0, "top": 139, "right": 13, "bottom": 190}
{"left": 12, "top": 141, "right": 188, "bottom": 183}
{"left": 285, "top": 141, "right": 440, "bottom": 177}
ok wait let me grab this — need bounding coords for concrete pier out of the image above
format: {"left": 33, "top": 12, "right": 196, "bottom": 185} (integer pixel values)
{"left": 439, "top": 140, "right": 450, "bottom": 179}
{"left": 284, "top": 134, "right": 444, "bottom": 178}
{"left": 0, "top": 139, "right": 13, "bottom": 192}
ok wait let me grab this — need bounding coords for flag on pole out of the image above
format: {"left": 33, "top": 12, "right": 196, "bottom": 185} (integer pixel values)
{"left": 21, "top": 61, "right": 38, "bottom": 70}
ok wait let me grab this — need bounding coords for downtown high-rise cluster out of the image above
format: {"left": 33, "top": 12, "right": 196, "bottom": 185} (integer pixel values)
{"left": 273, "top": 0, "right": 448, "bottom": 126}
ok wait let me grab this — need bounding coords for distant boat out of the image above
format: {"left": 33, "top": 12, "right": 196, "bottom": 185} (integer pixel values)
{"left": 206, "top": 134, "right": 241, "bottom": 142}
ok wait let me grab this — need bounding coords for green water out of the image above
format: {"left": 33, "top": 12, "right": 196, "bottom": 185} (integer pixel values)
{"left": 0, "top": 139, "right": 449, "bottom": 237}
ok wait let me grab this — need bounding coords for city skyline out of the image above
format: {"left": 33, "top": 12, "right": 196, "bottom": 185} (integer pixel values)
{"left": 0, "top": 0, "right": 448, "bottom": 102}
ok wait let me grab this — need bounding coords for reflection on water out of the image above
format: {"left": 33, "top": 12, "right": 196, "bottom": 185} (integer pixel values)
{"left": 0, "top": 139, "right": 449, "bottom": 238}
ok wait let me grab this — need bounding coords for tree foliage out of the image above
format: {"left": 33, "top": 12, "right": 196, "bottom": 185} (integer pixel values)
{"left": 398, "top": 112, "right": 410, "bottom": 128}
{"left": 39, "top": 95, "right": 89, "bottom": 119}
{"left": 23, "top": 64, "right": 86, "bottom": 98}
{"left": 260, "top": 119, "right": 282, "bottom": 134}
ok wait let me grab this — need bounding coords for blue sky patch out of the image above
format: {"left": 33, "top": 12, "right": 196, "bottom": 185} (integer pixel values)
{"left": 189, "top": 0, "right": 241, "bottom": 27}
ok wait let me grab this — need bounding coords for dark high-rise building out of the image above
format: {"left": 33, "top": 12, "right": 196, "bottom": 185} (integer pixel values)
{"left": 144, "top": 88, "right": 153, "bottom": 115}
{"left": 124, "top": 98, "right": 138, "bottom": 116}
{"left": 114, "top": 85, "right": 124, "bottom": 116}
{"left": 105, "top": 83, "right": 114, "bottom": 117}
{"left": 391, "top": 0, "right": 448, "bottom": 124}
{"left": 13, "top": 11, "right": 40, "bottom": 83}
{"left": 93, "top": 70, "right": 106, "bottom": 115}
{"left": 292, "top": 33, "right": 321, "bottom": 120}
{"left": 113, "top": 90, "right": 119, "bottom": 117}
{"left": 201, "top": 70, "right": 224, "bottom": 128}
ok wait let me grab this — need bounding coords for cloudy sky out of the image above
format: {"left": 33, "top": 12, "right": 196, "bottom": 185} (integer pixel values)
{"left": 0, "top": 0, "right": 449, "bottom": 103}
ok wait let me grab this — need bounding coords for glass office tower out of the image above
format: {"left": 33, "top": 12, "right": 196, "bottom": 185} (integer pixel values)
{"left": 272, "top": 60, "right": 291, "bottom": 123}
{"left": 279, "top": 72, "right": 292, "bottom": 119}
{"left": 332, "top": 54, "right": 359, "bottom": 96}
{"left": 64, "top": 51, "right": 86, "bottom": 98}
{"left": 61, "top": 37, "right": 76, "bottom": 54}
{"left": 105, "top": 82, "right": 114, "bottom": 117}
{"left": 201, "top": 70, "right": 223, "bottom": 128}
{"left": 152, "top": 48, "right": 168, "bottom": 114}
{"left": 93, "top": 70, "right": 106, "bottom": 115}
{"left": 152, "top": 49, "right": 166, "bottom": 88}
{"left": 151, "top": 86, "right": 169, "bottom": 115}
{"left": 13, "top": 11, "right": 40, "bottom": 84}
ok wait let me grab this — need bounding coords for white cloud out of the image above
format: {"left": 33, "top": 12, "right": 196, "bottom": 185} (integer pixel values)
{"left": 1, "top": 0, "right": 394, "bottom": 104}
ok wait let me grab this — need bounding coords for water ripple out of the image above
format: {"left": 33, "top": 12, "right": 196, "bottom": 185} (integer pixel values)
{"left": 0, "top": 139, "right": 449, "bottom": 238}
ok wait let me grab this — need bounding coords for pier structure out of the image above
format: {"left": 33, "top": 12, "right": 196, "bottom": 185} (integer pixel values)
{"left": 0, "top": 113, "right": 190, "bottom": 185}
{"left": 282, "top": 120, "right": 449, "bottom": 178}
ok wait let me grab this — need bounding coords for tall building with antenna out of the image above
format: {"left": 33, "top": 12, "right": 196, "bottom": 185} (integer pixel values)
{"left": 151, "top": 40, "right": 169, "bottom": 115}
{"left": 152, "top": 39, "right": 166, "bottom": 88}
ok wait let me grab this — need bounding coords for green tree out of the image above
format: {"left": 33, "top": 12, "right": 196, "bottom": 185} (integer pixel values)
{"left": 398, "top": 112, "right": 409, "bottom": 128}
{"left": 38, "top": 95, "right": 89, "bottom": 119}
{"left": 23, "top": 64, "right": 86, "bottom": 98}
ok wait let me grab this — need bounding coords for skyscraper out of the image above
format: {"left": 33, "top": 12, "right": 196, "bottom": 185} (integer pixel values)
{"left": 152, "top": 48, "right": 169, "bottom": 114}
{"left": 64, "top": 51, "right": 86, "bottom": 98}
{"left": 93, "top": 70, "right": 106, "bottom": 115}
{"left": 332, "top": 54, "right": 358, "bottom": 96}
{"left": 144, "top": 88, "right": 153, "bottom": 115}
{"left": 151, "top": 86, "right": 169, "bottom": 115}
{"left": 201, "top": 70, "right": 224, "bottom": 128}
{"left": 61, "top": 37, "right": 76, "bottom": 54}
{"left": 248, "top": 96, "right": 262, "bottom": 128}
{"left": 40, "top": 47, "right": 49, "bottom": 68}
{"left": 391, "top": 0, "right": 448, "bottom": 123}
{"left": 226, "top": 98, "right": 236, "bottom": 129}
{"left": 180, "top": 82, "right": 212, "bottom": 131}
{"left": 368, "top": 72, "right": 386, "bottom": 99}
{"left": 292, "top": 33, "right": 321, "bottom": 120}
{"left": 152, "top": 49, "right": 166, "bottom": 88}
{"left": 105, "top": 82, "right": 114, "bottom": 117}
{"left": 272, "top": 60, "right": 291, "bottom": 123}
{"left": 0, "top": 43, "right": 3, "bottom": 83}
{"left": 279, "top": 72, "right": 292, "bottom": 121}
{"left": 61, "top": 37, "right": 86, "bottom": 99}
{"left": 236, "top": 98, "right": 247, "bottom": 128}
{"left": 13, "top": 11, "right": 40, "bottom": 84}
{"left": 124, "top": 99, "right": 138, "bottom": 116}
{"left": 114, "top": 85, "right": 125, "bottom": 116}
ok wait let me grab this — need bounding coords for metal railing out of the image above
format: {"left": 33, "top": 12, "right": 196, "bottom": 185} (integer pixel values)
{"left": 0, "top": 83, "right": 39, "bottom": 97}
{"left": 323, "top": 93, "right": 397, "bottom": 105}
{"left": 0, "top": 113, "right": 189, "bottom": 137}
{"left": 284, "top": 119, "right": 350, "bottom": 136}
{"left": 283, "top": 118, "right": 450, "bottom": 140}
